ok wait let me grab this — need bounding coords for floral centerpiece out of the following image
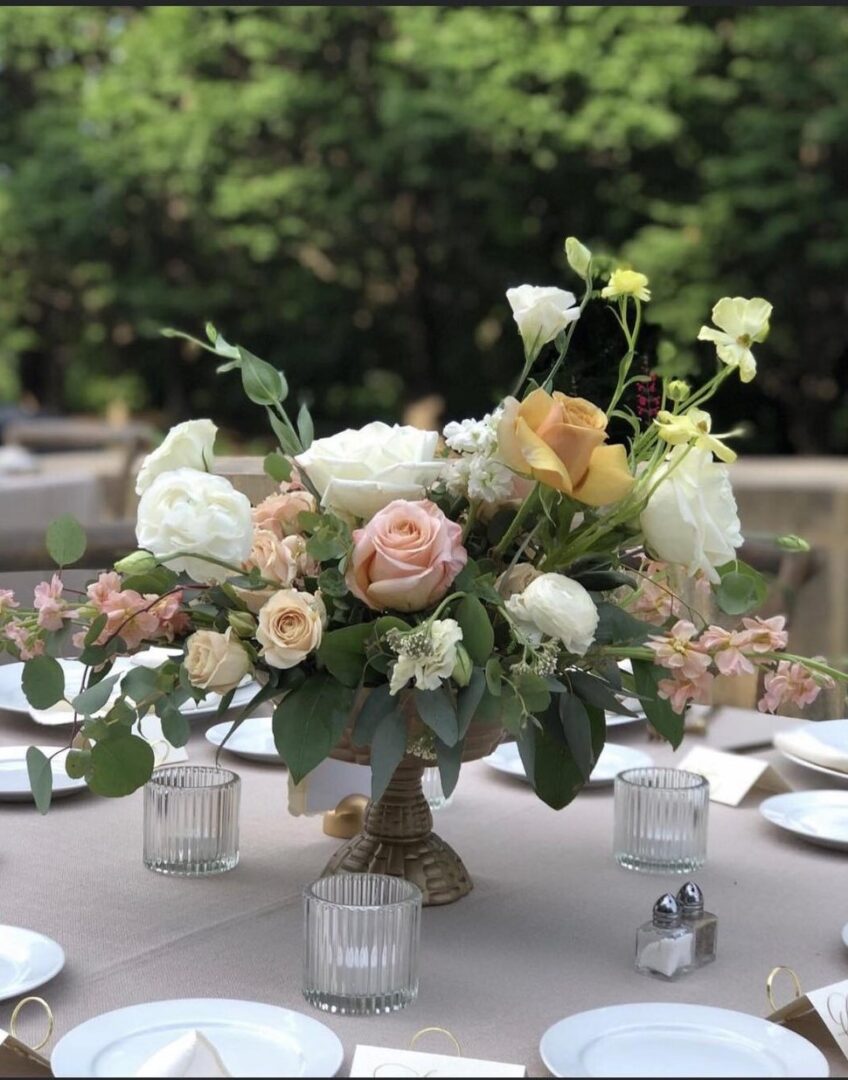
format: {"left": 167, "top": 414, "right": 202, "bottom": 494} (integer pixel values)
{"left": 6, "top": 236, "right": 844, "bottom": 903}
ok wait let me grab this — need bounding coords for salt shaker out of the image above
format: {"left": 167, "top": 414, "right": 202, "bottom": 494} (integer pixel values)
{"left": 635, "top": 893, "right": 695, "bottom": 980}
{"left": 677, "top": 881, "right": 717, "bottom": 966}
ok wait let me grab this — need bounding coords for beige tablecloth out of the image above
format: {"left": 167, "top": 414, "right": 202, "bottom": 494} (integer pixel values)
{"left": 1, "top": 702, "right": 846, "bottom": 1077}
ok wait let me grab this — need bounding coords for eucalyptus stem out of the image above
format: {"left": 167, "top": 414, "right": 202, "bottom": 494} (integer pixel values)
{"left": 157, "top": 551, "right": 277, "bottom": 588}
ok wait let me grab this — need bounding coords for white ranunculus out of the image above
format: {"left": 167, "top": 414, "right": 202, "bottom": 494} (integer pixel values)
{"left": 506, "top": 285, "right": 581, "bottom": 359}
{"left": 640, "top": 446, "right": 743, "bottom": 583}
{"left": 389, "top": 618, "right": 463, "bottom": 695}
{"left": 505, "top": 573, "right": 599, "bottom": 655}
{"left": 135, "top": 419, "right": 217, "bottom": 496}
{"left": 136, "top": 467, "right": 253, "bottom": 583}
{"left": 295, "top": 421, "right": 444, "bottom": 520}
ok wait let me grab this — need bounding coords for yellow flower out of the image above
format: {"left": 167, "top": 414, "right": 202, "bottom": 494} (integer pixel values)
{"left": 653, "top": 408, "right": 737, "bottom": 464}
{"left": 697, "top": 296, "right": 772, "bottom": 383}
{"left": 666, "top": 379, "right": 690, "bottom": 403}
{"left": 565, "top": 236, "right": 592, "bottom": 280}
{"left": 497, "top": 387, "right": 634, "bottom": 506}
{"left": 601, "top": 268, "right": 651, "bottom": 302}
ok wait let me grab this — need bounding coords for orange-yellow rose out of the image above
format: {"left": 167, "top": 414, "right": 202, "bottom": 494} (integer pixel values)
{"left": 497, "top": 388, "right": 634, "bottom": 506}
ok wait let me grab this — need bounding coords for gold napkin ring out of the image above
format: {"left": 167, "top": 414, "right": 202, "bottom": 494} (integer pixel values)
{"left": 10, "top": 996, "right": 54, "bottom": 1051}
{"left": 767, "top": 965, "right": 803, "bottom": 1012}
{"left": 409, "top": 1027, "right": 463, "bottom": 1057}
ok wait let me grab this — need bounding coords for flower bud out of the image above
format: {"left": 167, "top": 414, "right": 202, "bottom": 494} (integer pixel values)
{"left": 228, "top": 609, "right": 258, "bottom": 638}
{"left": 776, "top": 534, "right": 811, "bottom": 553}
{"left": 114, "top": 550, "right": 158, "bottom": 575}
{"left": 667, "top": 379, "right": 690, "bottom": 403}
{"left": 565, "top": 237, "right": 592, "bottom": 280}
{"left": 451, "top": 644, "right": 474, "bottom": 687}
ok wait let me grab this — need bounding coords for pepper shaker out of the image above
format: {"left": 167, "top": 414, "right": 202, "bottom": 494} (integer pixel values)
{"left": 635, "top": 893, "right": 695, "bottom": 981}
{"left": 677, "top": 881, "right": 717, "bottom": 966}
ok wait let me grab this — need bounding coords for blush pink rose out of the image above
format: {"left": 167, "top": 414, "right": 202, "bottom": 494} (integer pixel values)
{"left": 346, "top": 499, "right": 467, "bottom": 612}
{"left": 252, "top": 485, "right": 316, "bottom": 539}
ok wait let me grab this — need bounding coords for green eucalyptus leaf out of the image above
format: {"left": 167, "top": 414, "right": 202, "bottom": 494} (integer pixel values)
{"left": 457, "top": 668, "right": 486, "bottom": 739}
{"left": 272, "top": 675, "right": 354, "bottom": 783}
{"left": 22, "top": 655, "right": 65, "bottom": 709}
{"left": 317, "top": 623, "right": 372, "bottom": 688}
{"left": 715, "top": 560, "right": 767, "bottom": 616}
{"left": 26, "top": 746, "right": 53, "bottom": 814}
{"left": 238, "top": 346, "right": 287, "bottom": 405}
{"left": 86, "top": 733, "right": 155, "bottom": 797}
{"left": 263, "top": 450, "right": 292, "bottom": 483}
{"left": 435, "top": 736, "right": 463, "bottom": 798}
{"left": 414, "top": 687, "right": 459, "bottom": 746}
{"left": 352, "top": 685, "right": 397, "bottom": 747}
{"left": 631, "top": 658, "right": 685, "bottom": 748}
{"left": 369, "top": 707, "right": 408, "bottom": 802}
{"left": 297, "top": 402, "right": 314, "bottom": 449}
{"left": 559, "top": 694, "right": 595, "bottom": 781}
{"left": 72, "top": 673, "right": 120, "bottom": 716}
{"left": 455, "top": 594, "right": 494, "bottom": 666}
{"left": 159, "top": 704, "right": 190, "bottom": 748}
{"left": 485, "top": 657, "right": 502, "bottom": 697}
{"left": 515, "top": 671, "right": 551, "bottom": 715}
{"left": 65, "top": 748, "right": 91, "bottom": 780}
{"left": 45, "top": 513, "right": 87, "bottom": 567}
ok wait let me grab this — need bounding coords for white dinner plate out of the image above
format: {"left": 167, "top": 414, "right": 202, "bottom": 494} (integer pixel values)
{"left": 51, "top": 998, "right": 344, "bottom": 1078}
{"left": 607, "top": 659, "right": 646, "bottom": 726}
{"left": 777, "top": 721, "right": 848, "bottom": 786}
{"left": 0, "top": 745, "right": 88, "bottom": 802}
{"left": 842, "top": 922, "right": 848, "bottom": 950}
{"left": 540, "top": 1002, "right": 829, "bottom": 1078}
{"left": 205, "top": 715, "right": 283, "bottom": 764}
{"left": 0, "top": 925, "right": 65, "bottom": 1002}
{"left": 483, "top": 741, "right": 652, "bottom": 787}
{"left": 759, "top": 790, "right": 848, "bottom": 851}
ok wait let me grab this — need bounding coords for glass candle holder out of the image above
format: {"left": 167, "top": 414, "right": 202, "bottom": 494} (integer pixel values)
{"left": 303, "top": 874, "right": 422, "bottom": 1016}
{"left": 143, "top": 765, "right": 240, "bottom": 876}
{"left": 422, "top": 767, "right": 454, "bottom": 811}
{"left": 614, "top": 767, "right": 709, "bottom": 874}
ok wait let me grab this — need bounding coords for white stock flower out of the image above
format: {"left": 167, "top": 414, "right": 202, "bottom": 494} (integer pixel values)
{"left": 136, "top": 467, "right": 253, "bottom": 583}
{"left": 135, "top": 419, "right": 217, "bottom": 496}
{"left": 388, "top": 619, "right": 463, "bottom": 695}
{"left": 506, "top": 285, "right": 580, "bottom": 359}
{"left": 640, "top": 446, "right": 743, "bottom": 583}
{"left": 467, "top": 455, "right": 515, "bottom": 503}
{"left": 505, "top": 573, "right": 599, "bottom": 655}
{"left": 443, "top": 409, "right": 502, "bottom": 455}
{"left": 295, "top": 421, "right": 443, "bottom": 520}
{"left": 697, "top": 297, "right": 772, "bottom": 383}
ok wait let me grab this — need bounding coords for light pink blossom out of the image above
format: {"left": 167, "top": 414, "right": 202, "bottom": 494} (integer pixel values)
{"left": 34, "top": 573, "right": 70, "bottom": 631}
{"left": 0, "top": 589, "right": 19, "bottom": 614}
{"left": 700, "top": 625, "right": 756, "bottom": 677}
{"left": 658, "top": 670, "right": 714, "bottom": 714}
{"left": 740, "top": 614, "right": 788, "bottom": 654}
{"left": 5, "top": 621, "right": 44, "bottom": 660}
{"left": 628, "top": 559, "right": 682, "bottom": 626}
{"left": 758, "top": 659, "right": 834, "bottom": 714}
{"left": 648, "top": 620, "right": 711, "bottom": 680}
{"left": 87, "top": 571, "right": 123, "bottom": 608}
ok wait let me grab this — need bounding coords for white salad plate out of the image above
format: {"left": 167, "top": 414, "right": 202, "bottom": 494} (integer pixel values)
{"left": 0, "top": 745, "right": 87, "bottom": 802}
{"left": 842, "top": 922, "right": 848, "bottom": 950}
{"left": 0, "top": 656, "right": 259, "bottom": 723}
{"left": 776, "top": 720, "right": 848, "bottom": 786}
{"left": 539, "top": 1002, "right": 829, "bottom": 1078}
{"left": 759, "top": 790, "right": 848, "bottom": 851}
{"left": 0, "top": 925, "right": 65, "bottom": 1002}
{"left": 483, "top": 741, "right": 652, "bottom": 787}
{"left": 607, "top": 660, "right": 646, "bottom": 726}
{"left": 51, "top": 998, "right": 344, "bottom": 1078}
{"left": 205, "top": 715, "right": 283, "bottom": 764}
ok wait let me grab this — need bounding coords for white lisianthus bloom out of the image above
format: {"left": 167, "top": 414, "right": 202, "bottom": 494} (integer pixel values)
{"left": 506, "top": 573, "right": 599, "bottom": 656}
{"left": 135, "top": 419, "right": 217, "bottom": 496}
{"left": 640, "top": 446, "right": 743, "bottom": 583}
{"left": 697, "top": 296, "right": 772, "bottom": 383}
{"left": 388, "top": 619, "right": 463, "bottom": 695}
{"left": 136, "top": 467, "right": 253, "bottom": 583}
{"left": 295, "top": 421, "right": 443, "bottom": 520}
{"left": 506, "top": 285, "right": 580, "bottom": 359}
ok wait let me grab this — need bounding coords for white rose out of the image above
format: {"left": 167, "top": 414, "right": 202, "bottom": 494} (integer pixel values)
{"left": 389, "top": 618, "right": 463, "bottom": 695}
{"left": 505, "top": 573, "right": 599, "bottom": 656}
{"left": 506, "top": 285, "right": 581, "bottom": 359}
{"left": 136, "top": 467, "right": 253, "bottom": 583}
{"left": 256, "top": 588, "right": 326, "bottom": 669}
{"left": 640, "top": 446, "right": 743, "bottom": 583}
{"left": 135, "top": 419, "right": 217, "bottom": 496}
{"left": 185, "top": 628, "right": 252, "bottom": 695}
{"left": 295, "top": 421, "right": 444, "bottom": 519}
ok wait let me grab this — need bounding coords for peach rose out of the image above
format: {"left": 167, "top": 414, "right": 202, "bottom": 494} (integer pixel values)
{"left": 246, "top": 530, "right": 308, "bottom": 587}
{"left": 252, "top": 486, "right": 316, "bottom": 539}
{"left": 497, "top": 387, "right": 634, "bottom": 506}
{"left": 185, "top": 628, "right": 252, "bottom": 695}
{"left": 256, "top": 589, "right": 326, "bottom": 669}
{"left": 346, "top": 499, "right": 467, "bottom": 612}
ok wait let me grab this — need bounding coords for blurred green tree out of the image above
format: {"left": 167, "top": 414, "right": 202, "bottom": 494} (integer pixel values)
{"left": 0, "top": 6, "right": 845, "bottom": 451}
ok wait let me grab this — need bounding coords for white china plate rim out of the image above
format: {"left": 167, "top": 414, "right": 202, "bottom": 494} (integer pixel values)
{"left": 759, "top": 789, "right": 848, "bottom": 849}
{"left": 777, "top": 748, "right": 848, "bottom": 786}
{"left": 50, "top": 997, "right": 344, "bottom": 1078}
{"left": 205, "top": 715, "right": 283, "bottom": 764}
{"left": 0, "top": 744, "right": 87, "bottom": 801}
{"left": 539, "top": 1002, "right": 829, "bottom": 1078}
{"left": 484, "top": 741, "right": 652, "bottom": 787}
{"left": 0, "top": 924, "right": 65, "bottom": 1002}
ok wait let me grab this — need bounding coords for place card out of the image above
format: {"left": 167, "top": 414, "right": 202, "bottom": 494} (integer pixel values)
{"left": 0, "top": 1030, "right": 52, "bottom": 1077}
{"left": 677, "top": 746, "right": 790, "bottom": 806}
{"left": 288, "top": 757, "right": 369, "bottom": 815}
{"left": 768, "top": 974, "right": 848, "bottom": 1064}
{"left": 350, "top": 1044, "right": 525, "bottom": 1077}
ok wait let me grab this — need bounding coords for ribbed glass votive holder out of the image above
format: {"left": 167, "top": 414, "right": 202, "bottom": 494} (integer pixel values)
{"left": 614, "top": 767, "right": 709, "bottom": 874}
{"left": 303, "top": 874, "right": 422, "bottom": 1016}
{"left": 143, "top": 765, "right": 240, "bottom": 876}
{"left": 422, "top": 766, "right": 454, "bottom": 811}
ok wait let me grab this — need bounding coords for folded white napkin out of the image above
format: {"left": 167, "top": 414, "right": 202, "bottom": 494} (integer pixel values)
{"left": 774, "top": 726, "right": 848, "bottom": 775}
{"left": 0, "top": 445, "right": 38, "bottom": 474}
{"left": 135, "top": 1031, "right": 230, "bottom": 1078}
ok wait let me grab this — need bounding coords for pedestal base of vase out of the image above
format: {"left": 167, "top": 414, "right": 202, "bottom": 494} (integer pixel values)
{"left": 321, "top": 759, "right": 471, "bottom": 906}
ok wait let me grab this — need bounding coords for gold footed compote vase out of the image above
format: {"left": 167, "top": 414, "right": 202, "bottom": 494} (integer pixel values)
{"left": 322, "top": 707, "right": 504, "bottom": 906}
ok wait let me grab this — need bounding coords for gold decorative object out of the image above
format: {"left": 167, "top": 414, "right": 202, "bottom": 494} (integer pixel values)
{"left": 323, "top": 794, "right": 369, "bottom": 839}
{"left": 323, "top": 695, "right": 503, "bottom": 906}
{"left": 409, "top": 1027, "right": 463, "bottom": 1056}
{"left": 10, "top": 996, "right": 54, "bottom": 1052}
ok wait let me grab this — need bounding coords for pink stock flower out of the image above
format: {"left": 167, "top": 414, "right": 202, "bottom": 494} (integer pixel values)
{"left": 628, "top": 559, "right": 682, "bottom": 626}
{"left": 153, "top": 591, "right": 190, "bottom": 642}
{"left": 700, "top": 625, "right": 756, "bottom": 677}
{"left": 740, "top": 615, "right": 788, "bottom": 654}
{"left": 87, "top": 571, "right": 123, "bottom": 607}
{"left": 89, "top": 584, "right": 189, "bottom": 651}
{"left": 34, "top": 573, "right": 71, "bottom": 631}
{"left": 648, "top": 620, "right": 711, "bottom": 680}
{"left": 658, "top": 670, "right": 714, "bottom": 714}
{"left": 5, "top": 621, "right": 44, "bottom": 661}
{"left": 758, "top": 659, "right": 834, "bottom": 714}
{"left": 0, "top": 589, "right": 19, "bottom": 615}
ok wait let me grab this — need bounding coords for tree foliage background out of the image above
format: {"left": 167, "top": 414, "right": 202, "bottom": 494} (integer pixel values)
{"left": 1, "top": 5, "right": 846, "bottom": 453}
